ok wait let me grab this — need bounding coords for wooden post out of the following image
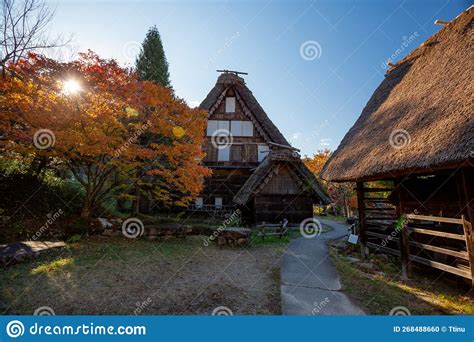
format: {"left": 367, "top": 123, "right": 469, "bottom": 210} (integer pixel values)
{"left": 356, "top": 182, "right": 367, "bottom": 259}
{"left": 460, "top": 215, "right": 474, "bottom": 286}
{"left": 457, "top": 168, "right": 474, "bottom": 286}
{"left": 395, "top": 179, "right": 410, "bottom": 279}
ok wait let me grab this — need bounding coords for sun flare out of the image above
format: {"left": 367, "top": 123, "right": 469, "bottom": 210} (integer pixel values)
{"left": 62, "top": 79, "right": 82, "bottom": 95}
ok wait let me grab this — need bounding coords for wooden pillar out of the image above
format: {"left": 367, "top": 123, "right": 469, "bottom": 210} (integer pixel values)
{"left": 356, "top": 182, "right": 367, "bottom": 259}
{"left": 395, "top": 179, "right": 410, "bottom": 280}
{"left": 457, "top": 168, "right": 474, "bottom": 286}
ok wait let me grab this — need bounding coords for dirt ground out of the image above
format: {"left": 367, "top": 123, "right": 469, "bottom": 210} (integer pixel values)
{"left": 0, "top": 236, "right": 286, "bottom": 315}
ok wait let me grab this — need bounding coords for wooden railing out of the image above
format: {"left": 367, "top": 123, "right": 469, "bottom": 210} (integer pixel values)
{"left": 363, "top": 212, "right": 473, "bottom": 284}
{"left": 403, "top": 214, "right": 473, "bottom": 282}
{"left": 356, "top": 181, "right": 473, "bottom": 285}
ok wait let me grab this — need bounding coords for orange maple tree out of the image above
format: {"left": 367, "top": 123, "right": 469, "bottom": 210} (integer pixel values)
{"left": 1, "top": 51, "right": 210, "bottom": 217}
{"left": 303, "top": 149, "right": 354, "bottom": 217}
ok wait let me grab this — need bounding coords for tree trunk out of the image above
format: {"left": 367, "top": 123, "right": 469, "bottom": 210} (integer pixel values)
{"left": 132, "top": 186, "right": 140, "bottom": 215}
{"left": 81, "top": 195, "right": 92, "bottom": 218}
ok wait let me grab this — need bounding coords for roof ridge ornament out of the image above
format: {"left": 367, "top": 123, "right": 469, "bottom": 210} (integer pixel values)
{"left": 434, "top": 19, "right": 450, "bottom": 25}
{"left": 216, "top": 69, "right": 248, "bottom": 76}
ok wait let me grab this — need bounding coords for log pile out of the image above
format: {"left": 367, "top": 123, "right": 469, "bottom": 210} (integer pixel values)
{"left": 145, "top": 224, "right": 193, "bottom": 240}
{"left": 216, "top": 228, "right": 251, "bottom": 247}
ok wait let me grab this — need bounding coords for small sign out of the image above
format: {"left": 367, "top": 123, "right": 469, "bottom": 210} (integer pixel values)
{"left": 348, "top": 234, "right": 359, "bottom": 244}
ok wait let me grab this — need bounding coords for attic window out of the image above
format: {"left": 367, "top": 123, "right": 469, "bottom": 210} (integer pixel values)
{"left": 257, "top": 144, "right": 270, "bottom": 162}
{"left": 215, "top": 197, "right": 223, "bottom": 209}
{"left": 217, "top": 145, "right": 230, "bottom": 161}
{"left": 225, "top": 97, "right": 236, "bottom": 113}
{"left": 207, "top": 120, "right": 229, "bottom": 136}
{"left": 242, "top": 121, "right": 253, "bottom": 136}
{"left": 230, "top": 121, "right": 253, "bottom": 137}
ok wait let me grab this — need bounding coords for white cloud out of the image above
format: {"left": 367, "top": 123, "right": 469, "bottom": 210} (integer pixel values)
{"left": 188, "top": 100, "right": 201, "bottom": 108}
{"left": 320, "top": 138, "right": 331, "bottom": 148}
{"left": 291, "top": 132, "right": 302, "bottom": 141}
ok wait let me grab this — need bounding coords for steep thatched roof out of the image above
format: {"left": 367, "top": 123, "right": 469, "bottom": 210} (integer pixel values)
{"left": 321, "top": 6, "right": 474, "bottom": 182}
{"left": 200, "top": 73, "right": 289, "bottom": 145}
{"left": 233, "top": 150, "right": 331, "bottom": 205}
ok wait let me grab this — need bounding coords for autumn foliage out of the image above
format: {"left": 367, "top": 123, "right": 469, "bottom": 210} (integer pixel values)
{"left": 303, "top": 150, "right": 354, "bottom": 217}
{"left": 1, "top": 51, "right": 210, "bottom": 217}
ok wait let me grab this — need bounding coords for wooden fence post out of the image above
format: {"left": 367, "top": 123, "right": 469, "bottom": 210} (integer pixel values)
{"left": 461, "top": 216, "right": 474, "bottom": 286}
{"left": 458, "top": 168, "right": 474, "bottom": 286}
{"left": 395, "top": 179, "right": 410, "bottom": 280}
{"left": 356, "top": 182, "right": 367, "bottom": 259}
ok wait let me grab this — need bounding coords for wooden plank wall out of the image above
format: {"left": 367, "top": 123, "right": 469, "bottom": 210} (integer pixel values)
{"left": 356, "top": 167, "right": 474, "bottom": 285}
{"left": 254, "top": 195, "right": 313, "bottom": 224}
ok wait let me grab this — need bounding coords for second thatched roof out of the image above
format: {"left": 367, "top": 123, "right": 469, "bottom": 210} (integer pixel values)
{"left": 321, "top": 6, "right": 473, "bottom": 182}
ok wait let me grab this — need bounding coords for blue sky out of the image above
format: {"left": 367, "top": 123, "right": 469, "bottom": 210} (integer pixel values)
{"left": 48, "top": 0, "right": 469, "bottom": 156}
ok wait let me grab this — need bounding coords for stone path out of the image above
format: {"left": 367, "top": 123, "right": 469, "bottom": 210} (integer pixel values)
{"left": 281, "top": 218, "right": 365, "bottom": 315}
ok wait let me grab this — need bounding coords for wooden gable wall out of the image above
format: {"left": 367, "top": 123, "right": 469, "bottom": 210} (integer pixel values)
{"left": 203, "top": 86, "right": 268, "bottom": 166}
{"left": 259, "top": 164, "right": 303, "bottom": 195}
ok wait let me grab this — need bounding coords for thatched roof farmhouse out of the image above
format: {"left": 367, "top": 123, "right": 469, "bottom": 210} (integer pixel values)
{"left": 322, "top": 6, "right": 474, "bottom": 285}
{"left": 193, "top": 71, "right": 329, "bottom": 224}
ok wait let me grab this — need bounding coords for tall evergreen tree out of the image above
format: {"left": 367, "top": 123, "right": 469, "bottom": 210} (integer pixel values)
{"left": 135, "top": 26, "right": 171, "bottom": 88}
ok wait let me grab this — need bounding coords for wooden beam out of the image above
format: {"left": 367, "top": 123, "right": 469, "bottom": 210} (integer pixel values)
{"left": 365, "top": 216, "right": 397, "bottom": 220}
{"left": 408, "top": 227, "right": 466, "bottom": 240}
{"left": 408, "top": 241, "right": 469, "bottom": 260}
{"left": 461, "top": 216, "right": 474, "bottom": 285}
{"left": 458, "top": 168, "right": 474, "bottom": 286}
{"left": 409, "top": 255, "right": 472, "bottom": 280}
{"left": 356, "top": 182, "right": 368, "bottom": 259}
{"left": 362, "top": 188, "right": 394, "bottom": 192}
{"left": 367, "top": 231, "right": 399, "bottom": 242}
{"left": 406, "top": 214, "right": 463, "bottom": 225}
{"left": 366, "top": 242, "right": 400, "bottom": 256}
{"left": 395, "top": 179, "right": 410, "bottom": 279}
{"left": 365, "top": 208, "right": 396, "bottom": 211}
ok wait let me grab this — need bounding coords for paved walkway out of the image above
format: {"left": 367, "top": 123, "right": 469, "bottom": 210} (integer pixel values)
{"left": 281, "top": 218, "right": 365, "bottom": 315}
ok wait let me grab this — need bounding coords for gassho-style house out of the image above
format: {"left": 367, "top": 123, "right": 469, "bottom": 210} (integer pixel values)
{"left": 189, "top": 71, "right": 330, "bottom": 224}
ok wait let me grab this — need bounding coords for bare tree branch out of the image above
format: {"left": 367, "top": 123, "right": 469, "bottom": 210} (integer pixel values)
{"left": 0, "top": 0, "right": 70, "bottom": 77}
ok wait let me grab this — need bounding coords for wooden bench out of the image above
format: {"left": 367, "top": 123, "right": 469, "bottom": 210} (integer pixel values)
{"left": 256, "top": 219, "right": 289, "bottom": 240}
